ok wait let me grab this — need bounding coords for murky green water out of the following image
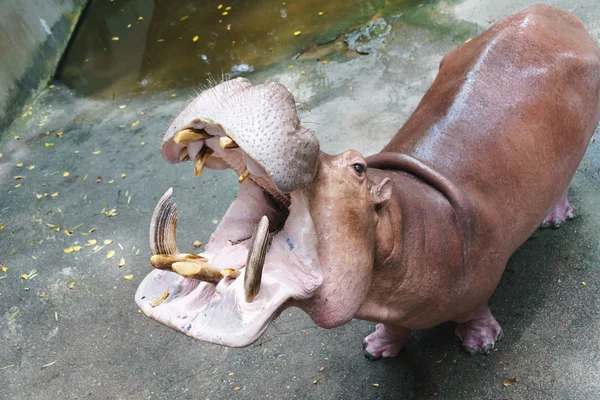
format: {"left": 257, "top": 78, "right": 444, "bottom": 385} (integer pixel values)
{"left": 57, "top": 0, "right": 430, "bottom": 99}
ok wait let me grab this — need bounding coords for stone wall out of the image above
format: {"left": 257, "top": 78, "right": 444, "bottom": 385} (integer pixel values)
{"left": 0, "top": 0, "right": 87, "bottom": 130}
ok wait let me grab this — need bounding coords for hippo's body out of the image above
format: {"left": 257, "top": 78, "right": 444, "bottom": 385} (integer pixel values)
{"left": 351, "top": 5, "right": 600, "bottom": 357}
{"left": 136, "top": 5, "right": 599, "bottom": 359}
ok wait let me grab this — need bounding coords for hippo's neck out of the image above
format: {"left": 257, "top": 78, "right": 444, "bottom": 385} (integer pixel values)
{"left": 357, "top": 153, "right": 477, "bottom": 327}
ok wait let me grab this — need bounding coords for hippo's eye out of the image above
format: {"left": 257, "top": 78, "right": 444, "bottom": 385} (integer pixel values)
{"left": 353, "top": 163, "right": 366, "bottom": 176}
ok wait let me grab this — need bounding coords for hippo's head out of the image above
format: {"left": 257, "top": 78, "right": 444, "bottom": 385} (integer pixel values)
{"left": 135, "top": 78, "right": 392, "bottom": 346}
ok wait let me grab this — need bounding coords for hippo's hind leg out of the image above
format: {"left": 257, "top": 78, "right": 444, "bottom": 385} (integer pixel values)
{"left": 454, "top": 303, "right": 503, "bottom": 355}
{"left": 540, "top": 189, "right": 574, "bottom": 229}
{"left": 363, "top": 323, "right": 411, "bottom": 360}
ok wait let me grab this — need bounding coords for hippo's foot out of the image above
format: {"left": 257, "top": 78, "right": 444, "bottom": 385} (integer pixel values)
{"left": 363, "top": 323, "right": 411, "bottom": 360}
{"left": 540, "top": 190, "right": 574, "bottom": 229}
{"left": 455, "top": 304, "right": 503, "bottom": 355}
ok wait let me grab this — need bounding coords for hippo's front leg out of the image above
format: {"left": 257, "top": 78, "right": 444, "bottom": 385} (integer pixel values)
{"left": 454, "top": 303, "right": 503, "bottom": 355}
{"left": 363, "top": 323, "right": 411, "bottom": 360}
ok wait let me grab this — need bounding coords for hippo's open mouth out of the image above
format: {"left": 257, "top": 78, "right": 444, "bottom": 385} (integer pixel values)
{"left": 135, "top": 78, "right": 323, "bottom": 347}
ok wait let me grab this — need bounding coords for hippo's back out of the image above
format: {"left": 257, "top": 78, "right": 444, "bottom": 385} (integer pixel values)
{"left": 385, "top": 5, "right": 600, "bottom": 249}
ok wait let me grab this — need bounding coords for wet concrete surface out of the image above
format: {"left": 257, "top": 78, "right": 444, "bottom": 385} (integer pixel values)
{"left": 1, "top": 0, "right": 599, "bottom": 399}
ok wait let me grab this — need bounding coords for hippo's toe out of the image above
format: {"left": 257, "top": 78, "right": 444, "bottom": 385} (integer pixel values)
{"left": 455, "top": 304, "right": 503, "bottom": 356}
{"left": 362, "top": 323, "right": 410, "bottom": 361}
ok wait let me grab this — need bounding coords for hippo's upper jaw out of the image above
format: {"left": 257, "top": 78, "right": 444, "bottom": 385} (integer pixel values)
{"left": 135, "top": 78, "right": 324, "bottom": 347}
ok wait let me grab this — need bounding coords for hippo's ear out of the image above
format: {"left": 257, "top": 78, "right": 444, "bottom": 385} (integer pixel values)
{"left": 370, "top": 178, "right": 392, "bottom": 205}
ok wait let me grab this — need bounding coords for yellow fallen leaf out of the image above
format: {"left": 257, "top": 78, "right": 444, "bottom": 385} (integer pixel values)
{"left": 51, "top": 192, "right": 59, "bottom": 197}
{"left": 106, "top": 250, "right": 116, "bottom": 259}
{"left": 229, "top": 372, "right": 235, "bottom": 376}
{"left": 56, "top": 131, "right": 63, "bottom": 137}
{"left": 16, "top": 162, "right": 23, "bottom": 167}
{"left": 14, "top": 176, "right": 23, "bottom": 180}
{"left": 180, "top": 15, "right": 189, "bottom": 21}
{"left": 294, "top": 30, "right": 301, "bottom": 36}
{"left": 112, "top": 37, "right": 119, "bottom": 41}
{"left": 503, "top": 377, "right": 517, "bottom": 387}
{"left": 119, "top": 257, "right": 125, "bottom": 267}
{"left": 45, "top": 142, "right": 54, "bottom": 147}
{"left": 28, "top": 165, "right": 35, "bottom": 170}
{"left": 372, "top": 383, "right": 380, "bottom": 387}
{"left": 140, "top": 141, "right": 145, "bottom": 146}
{"left": 83, "top": 174, "right": 88, "bottom": 181}
{"left": 121, "top": 173, "right": 126, "bottom": 179}
{"left": 226, "top": 6, "right": 231, "bottom": 10}
{"left": 127, "top": 24, "right": 131, "bottom": 28}
{"left": 21, "top": 274, "right": 28, "bottom": 280}
{"left": 92, "top": 150, "right": 101, "bottom": 155}
{"left": 74, "top": 150, "right": 80, "bottom": 154}
{"left": 0, "top": 153, "right": 2, "bottom": 157}
{"left": 14, "top": 183, "right": 21, "bottom": 188}
{"left": 88, "top": 239, "right": 97, "bottom": 245}
{"left": 0, "top": 225, "right": 3, "bottom": 230}
{"left": 73, "top": 246, "right": 82, "bottom": 252}
{"left": 49, "top": 85, "right": 56, "bottom": 89}
{"left": 104, "top": 239, "right": 113, "bottom": 245}
{"left": 138, "top": 16, "right": 143, "bottom": 21}
{"left": 318, "top": 11, "right": 324, "bottom": 15}
{"left": 119, "top": 105, "right": 127, "bottom": 109}
{"left": 217, "top": 4, "right": 223, "bottom": 9}
{"left": 222, "top": 11, "right": 228, "bottom": 15}
{"left": 14, "top": 136, "right": 20, "bottom": 140}
{"left": 170, "top": 93, "right": 177, "bottom": 97}
{"left": 123, "top": 275, "right": 134, "bottom": 280}
{"left": 582, "top": 281, "right": 587, "bottom": 286}
{"left": 193, "top": 35, "right": 199, "bottom": 42}
{"left": 132, "top": 120, "right": 140, "bottom": 127}
{"left": 88, "top": 228, "right": 97, "bottom": 233}
{"left": 63, "top": 172, "right": 70, "bottom": 177}
{"left": 107, "top": 180, "right": 114, "bottom": 184}
{"left": 64, "top": 229, "right": 73, "bottom": 235}
{"left": 234, "top": 387, "right": 241, "bottom": 391}
{"left": 1, "top": 266, "right": 7, "bottom": 272}
{"left": 36, "top": 194, "right": 43, "bottom": 199}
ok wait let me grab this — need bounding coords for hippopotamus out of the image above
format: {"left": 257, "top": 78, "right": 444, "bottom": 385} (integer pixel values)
{"left": 135, "top": 4, "right": 600, "bottom": 359}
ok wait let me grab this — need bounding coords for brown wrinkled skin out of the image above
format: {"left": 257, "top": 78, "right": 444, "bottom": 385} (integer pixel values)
{"left": 304, "top": 5, "right": 600, "bottom": 345}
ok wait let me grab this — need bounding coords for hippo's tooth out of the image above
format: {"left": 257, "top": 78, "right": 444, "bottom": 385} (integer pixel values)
{"left": 238, "top": 167, "right": 250, "bottom": 184}
{"left": 150, "top": 253, "right": 208, "bottom": 270}
{"left": 179, "top": 147, "right": 189, "bottom": 161}
{"left": 221, "top": 268, "right": 241, "bottom": 279}
{"left": 171, "top": 261, "right": 223, "bottom": 284}
{"left": 173, "top": 128, "right": 210, "bottom": 144}
{"left": 219, "top": 136, "right": 239, "bottom": 149}
{"left": 150, "top": 188, "right": 179, "bottom": 256}
{"left": 194, "top": 148, "right": 212, "bottom": 176}
{"left": 244, "top": 215, "right": 269, "bottom": 303}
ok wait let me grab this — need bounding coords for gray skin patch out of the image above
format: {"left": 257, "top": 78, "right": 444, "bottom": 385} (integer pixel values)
{"left": 162, "top": 78, "right": 320, "bottom": 193}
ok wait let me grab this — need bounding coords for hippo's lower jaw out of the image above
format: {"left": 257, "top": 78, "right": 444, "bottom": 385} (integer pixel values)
{"left": 135, "top": 158, "right": 323, "bottom": 347}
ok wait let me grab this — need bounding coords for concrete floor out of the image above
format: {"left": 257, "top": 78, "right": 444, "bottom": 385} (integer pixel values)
{"left": 1, "top": 0, "right": 599, "bottom": 399}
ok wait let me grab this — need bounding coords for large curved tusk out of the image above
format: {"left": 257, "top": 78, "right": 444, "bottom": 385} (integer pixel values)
{"left": 244, "top": 215, "right": 269, "bottom": 302}
{"left": 150, "top": 188, "right": 179, "bottom": 256}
